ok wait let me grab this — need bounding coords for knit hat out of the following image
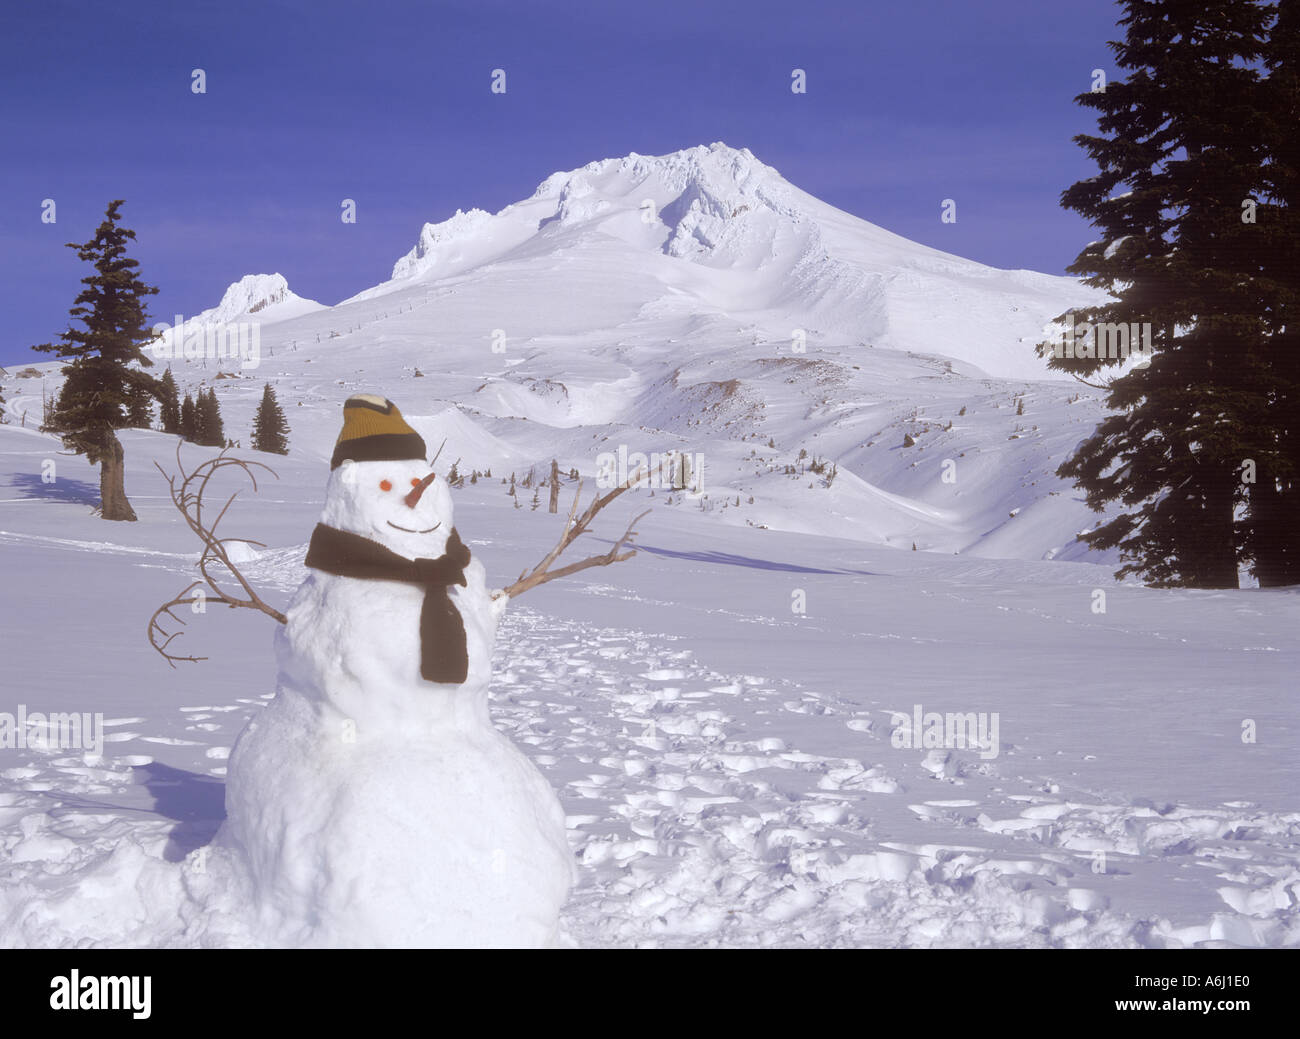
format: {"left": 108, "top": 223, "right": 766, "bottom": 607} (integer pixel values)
{"left": 330, "top": 394, "right": 428, "bottom": 470}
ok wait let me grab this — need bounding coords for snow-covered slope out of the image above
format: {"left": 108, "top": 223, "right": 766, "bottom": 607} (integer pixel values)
{"left": 0, "top": 421, "right": 1296, "bottom": 949}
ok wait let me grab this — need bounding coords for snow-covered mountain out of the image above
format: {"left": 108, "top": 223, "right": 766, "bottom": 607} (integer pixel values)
{"left": 156, "top": 273, "right": 323, "bottom": 343}
{"left": 349, "top": 142, "right": 1100, "bottom": 382}
{"left": 5, "top": 143, "right": 1114, "bottom": 563}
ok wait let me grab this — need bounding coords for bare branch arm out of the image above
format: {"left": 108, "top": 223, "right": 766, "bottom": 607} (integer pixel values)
{"left": 501, "top": 467, "right": 651, "bottom": 599}
{"left": 147, "top": 447, "right": 285, "bottom": 666}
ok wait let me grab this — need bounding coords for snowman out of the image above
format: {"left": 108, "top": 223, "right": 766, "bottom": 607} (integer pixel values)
{"left": 215, "top": 394, "right": 574, "bottom": 947}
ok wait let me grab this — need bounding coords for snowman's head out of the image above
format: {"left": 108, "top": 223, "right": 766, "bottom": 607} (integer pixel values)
{"left": 321, "top": 395, "right": 455, "bottom": 558}
{"left": 323, "top": 458, "right": 455, "bottom": 559}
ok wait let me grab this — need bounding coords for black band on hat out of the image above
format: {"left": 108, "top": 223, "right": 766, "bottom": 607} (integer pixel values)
{"left": 331, "top": 431, "right": 428, "bottom": 470}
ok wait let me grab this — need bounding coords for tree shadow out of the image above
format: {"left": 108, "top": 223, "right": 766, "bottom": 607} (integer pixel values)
{"left": 633, "top": 541, "right": 880, "bottom": 576}
{"left": 5, "top": 471, "right": 100, "bottom": 506}
{"left": 132, "top": 761, "right": 226, "bottom": 861}
{"left": 41, "top": 762, "right": 226, "bottom": 863}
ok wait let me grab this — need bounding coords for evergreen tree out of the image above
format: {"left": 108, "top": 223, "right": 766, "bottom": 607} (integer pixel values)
{"left": 32, "top": 200, "right": 160, "bottom": 520}
{"left": 1244, "top": 1, "right": 1300, "bottom": 585}
{"left": 196, "top": 388, "right": 224, "bottom": 447}
{"left": 193, "top": 390, "right": 209, "bottom": 444}
{"left": 158, "top": 368, "right": 181, "bottom": 435}
{"left": 125, "top": 379, "right": 154, "bottom": 428}
{"left": 250, "top": 382, "right": 290, "bottom": 454}
{"left": 1043, "top": 0, "right": 1273, "bottom": 587}
{"left": 180, "top": 393, "right": 197, "bottom": 442}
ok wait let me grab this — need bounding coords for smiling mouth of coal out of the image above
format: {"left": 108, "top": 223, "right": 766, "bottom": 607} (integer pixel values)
{"left": 386, "top": 520, "right": 442, "bottom": 534}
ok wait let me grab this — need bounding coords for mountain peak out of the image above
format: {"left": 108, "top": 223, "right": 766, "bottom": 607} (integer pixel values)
{"left": 347, "top": 144, "right": 1100, "bottom": 379}
{"left": 215, "top": 274, "right": 297, "bottom": 320}
{"left": 531, "top": 142, "right": 779, "bottom": 204}
{"left": 390, "top": 209, "right": 495, "bottom": 281}
{"left": 163, "top": 274, "right": 323, "bottom": 340}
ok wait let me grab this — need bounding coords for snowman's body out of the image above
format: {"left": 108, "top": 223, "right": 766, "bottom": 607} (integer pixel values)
{"left": 218, "top": 455, "right": 574, "bottom": 947}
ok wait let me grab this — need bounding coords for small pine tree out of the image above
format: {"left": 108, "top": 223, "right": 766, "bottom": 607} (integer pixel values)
{"left": 530, "top": 488, "right": 540, "bottom": 511}
{"left": 196, "top": 388, "right": 224, "bottom": 447}
{"left": 125, "top": 379, "right": 154, "bottom": 428}
{"left": 250, "top": 382, "right": 290, "bottom": 454}
{"left": 193, "top": 391, "right": 208, "bottom": 444}
{"left": 159, "top": 369, "right": 181, "bottom": 434}
{"left": 180, "top": 393, "right": 197, "bottom": 441}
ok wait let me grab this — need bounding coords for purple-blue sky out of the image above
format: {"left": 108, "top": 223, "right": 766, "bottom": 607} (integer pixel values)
{"left": 1, "top": 0, "right": 1123, "bottom": 367}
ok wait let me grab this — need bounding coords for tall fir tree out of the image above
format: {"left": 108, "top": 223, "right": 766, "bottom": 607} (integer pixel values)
{"left": 250, "top": 382, "right": 290, "bottom": 454}
{"left": 1044, "top": 0, "right": 1273, "bottom": 587}
{"left": 1243, "top": 0, "right": 1300, "bottom": 585}
{"left": 180, "top": 393, "right": 197, "bottom": 442}
{"left": 32, "top": 200, "right": 160, "bottom": 520}
{"left": 158, "top": 368, "right": 182, "bottom": 435}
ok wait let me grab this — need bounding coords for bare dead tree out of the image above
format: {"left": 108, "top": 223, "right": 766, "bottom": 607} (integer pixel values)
{"left": 148, "top": 443, "right": 286, "bottom": 666}
{"left": 501, "top": 467, "right": 651, "bottom": 599}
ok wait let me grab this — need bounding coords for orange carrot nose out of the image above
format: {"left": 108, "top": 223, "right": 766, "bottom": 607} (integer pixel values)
{"left": 405, "top": 472, "right": 437, "bottom": 508}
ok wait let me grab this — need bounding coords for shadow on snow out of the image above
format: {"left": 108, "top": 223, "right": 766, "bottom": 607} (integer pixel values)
{"left": 5, "top": 471, "right": 100, "bottom": 507}
{"left": 42, "top": 762, "right": 226, "bottom": 863}
{"left": 633, "top": 541, "right": 879, "bottom": 576}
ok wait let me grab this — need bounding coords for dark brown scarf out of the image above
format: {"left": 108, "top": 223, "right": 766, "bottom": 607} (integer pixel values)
{"left": 304, "top": 523, "right": 472, "bottom": 685}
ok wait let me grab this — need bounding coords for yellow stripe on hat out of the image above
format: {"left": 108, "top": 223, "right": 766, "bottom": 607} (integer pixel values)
{"left": 331, "top": 395, "right": 428, "bottom": 469}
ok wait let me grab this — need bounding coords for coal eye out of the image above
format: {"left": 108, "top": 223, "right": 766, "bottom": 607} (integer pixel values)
{"left": 379, "top": 480, "right": 392, "bottom": 492}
